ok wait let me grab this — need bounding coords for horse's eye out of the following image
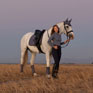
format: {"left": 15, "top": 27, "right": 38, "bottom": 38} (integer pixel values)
{"left": 66, "top": 26, "right": 69, "bottom": 28}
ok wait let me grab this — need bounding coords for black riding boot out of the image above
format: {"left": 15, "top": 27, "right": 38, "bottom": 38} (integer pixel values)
{"left": 52, "top": 64, "right": 58, "bottom": 78}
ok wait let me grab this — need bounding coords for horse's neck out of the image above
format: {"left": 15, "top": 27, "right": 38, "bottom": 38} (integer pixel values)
{"left": 57, "top": 22, "right": 64, "bottom": 34}
{"left": 47, "top": 22, "right": 64, "bottom": 36}
{"left": 47, "top": 27, "right": 52, "bottom": 37}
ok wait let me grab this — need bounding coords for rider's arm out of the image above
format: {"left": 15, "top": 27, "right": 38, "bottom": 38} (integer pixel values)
{"left": 48, "top": 34, "right": 55, "bottom": 47}
{"left": 61, "top": 39, "right": 70, "bottom": 45}
{"left": 60, "top": 42, "right": 65, "bottom": 45}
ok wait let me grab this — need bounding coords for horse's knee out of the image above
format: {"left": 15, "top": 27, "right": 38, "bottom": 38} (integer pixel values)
{"left": 46, "top": 53, "right": 51, "bottom": 67}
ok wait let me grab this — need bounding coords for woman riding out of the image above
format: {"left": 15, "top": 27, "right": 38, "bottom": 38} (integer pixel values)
{"left": 48, "top": 25, "right": 70, "bottom": 78}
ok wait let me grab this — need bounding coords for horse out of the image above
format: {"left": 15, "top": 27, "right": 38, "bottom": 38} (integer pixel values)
{"left": 20, "top": 18, "right": 74, "bottom": 78}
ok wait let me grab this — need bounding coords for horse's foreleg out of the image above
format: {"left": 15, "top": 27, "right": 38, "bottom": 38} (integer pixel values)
{"left": 45, "top": 52, "right": 51, "bottom": 78}
{"left": 30, "top": 52, "right": 37, "bottom": 76}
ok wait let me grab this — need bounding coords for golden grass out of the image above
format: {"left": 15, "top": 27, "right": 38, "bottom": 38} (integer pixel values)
{"left": 0, "top": 64, "right": 92, "bottom": 93}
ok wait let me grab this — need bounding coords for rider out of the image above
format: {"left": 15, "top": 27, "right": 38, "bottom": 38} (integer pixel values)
{"left": 48, "top": 25, "right": 70, "bottom": 78}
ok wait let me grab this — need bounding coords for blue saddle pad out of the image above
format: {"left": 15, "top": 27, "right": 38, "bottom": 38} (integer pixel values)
{"left": 29, "top": 34, "right": 36, "bottom": 46}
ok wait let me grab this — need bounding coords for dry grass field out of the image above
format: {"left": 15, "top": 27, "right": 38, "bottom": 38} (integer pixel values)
{"left": 0, "top": 64, "right": 92, "bottom": 93}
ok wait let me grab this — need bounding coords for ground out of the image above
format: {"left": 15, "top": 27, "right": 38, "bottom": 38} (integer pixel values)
{"left": 0, "top": 64, "right": 92, "bottom": 93}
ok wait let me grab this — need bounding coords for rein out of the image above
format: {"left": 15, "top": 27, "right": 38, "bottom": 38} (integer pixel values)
{"left": 61, "top": 25, "right": 70, "bottom": 48}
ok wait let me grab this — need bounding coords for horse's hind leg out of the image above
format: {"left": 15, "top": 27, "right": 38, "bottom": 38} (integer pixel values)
{"left": 20, "top": 48, "right": 28, "bottom": 72}
{"left": 30, "top": 52, "right": 37, "bottom": 76}
{"left": 20, "top": 50, "right": 25, "bottom": 72}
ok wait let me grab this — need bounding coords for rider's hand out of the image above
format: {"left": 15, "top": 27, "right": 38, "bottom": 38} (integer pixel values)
{"left": 64, "top": 39, "right": 70, "bottom": 44}
{"left": 53, "top": 46, "right": 58, "bottom": 49}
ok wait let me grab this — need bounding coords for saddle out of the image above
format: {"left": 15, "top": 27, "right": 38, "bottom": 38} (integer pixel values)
{"left": 29, "top": 29, "right": 46, "bottom": 53}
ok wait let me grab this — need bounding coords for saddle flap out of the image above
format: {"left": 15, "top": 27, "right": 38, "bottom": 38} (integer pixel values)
{"left": 29, "top": 29, "right": 46, "bottom": 53}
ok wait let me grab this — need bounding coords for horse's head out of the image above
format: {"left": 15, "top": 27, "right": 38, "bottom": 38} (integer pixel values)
{"left": 58, "top": 18, "right": 74, "bottom": 40}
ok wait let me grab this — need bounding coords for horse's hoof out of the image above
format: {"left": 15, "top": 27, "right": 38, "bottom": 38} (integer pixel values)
{"left": 33, "top": 73, "right": 38, "bottom": 77}
{"left": 20, "top": 71, "right": 23, "bottom": 73}
{"left": 46, "top": 74, "right": 51, "bottom": 79}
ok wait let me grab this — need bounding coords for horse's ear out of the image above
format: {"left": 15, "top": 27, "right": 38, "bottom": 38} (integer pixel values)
{"left": 65, "top": 18, "right": 68, "bottom": 22}
{"left": 69, "top": 19, "right": 72, "bottom": 23}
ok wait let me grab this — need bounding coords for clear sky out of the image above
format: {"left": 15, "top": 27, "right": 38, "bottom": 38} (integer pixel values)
{"left": 0, "top": 0, "right": 93, "bottom": 64}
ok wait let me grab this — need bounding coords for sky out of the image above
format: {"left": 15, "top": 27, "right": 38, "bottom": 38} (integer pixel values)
{"left": 0, "top": 0, "right": 93, "bottom": 64}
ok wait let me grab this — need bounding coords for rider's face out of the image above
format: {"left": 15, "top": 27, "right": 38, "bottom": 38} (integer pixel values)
{"left": 54, "top": 26, "right": 59, "bottom": 33}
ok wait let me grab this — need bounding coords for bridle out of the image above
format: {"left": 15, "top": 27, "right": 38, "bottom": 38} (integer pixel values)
{"left": 61, "top": 24, "right": 73, "bottom": 48}
{"left": 64, "top": 25, "right": 73, "bottom": 37}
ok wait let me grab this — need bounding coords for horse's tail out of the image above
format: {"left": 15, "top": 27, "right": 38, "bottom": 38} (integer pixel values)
{"left": 20, "top": 33, "right": 29, "bottom": 66}
{"left": 20, "top": 47, "right": 28, "bottom": 72}
{"left": 24, "top": 49, "right": 28, "bottom": 65}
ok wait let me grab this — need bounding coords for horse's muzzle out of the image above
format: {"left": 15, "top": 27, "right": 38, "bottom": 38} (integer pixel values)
{"left": 68, "top": 31, "right": 74, "bottom": 40}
